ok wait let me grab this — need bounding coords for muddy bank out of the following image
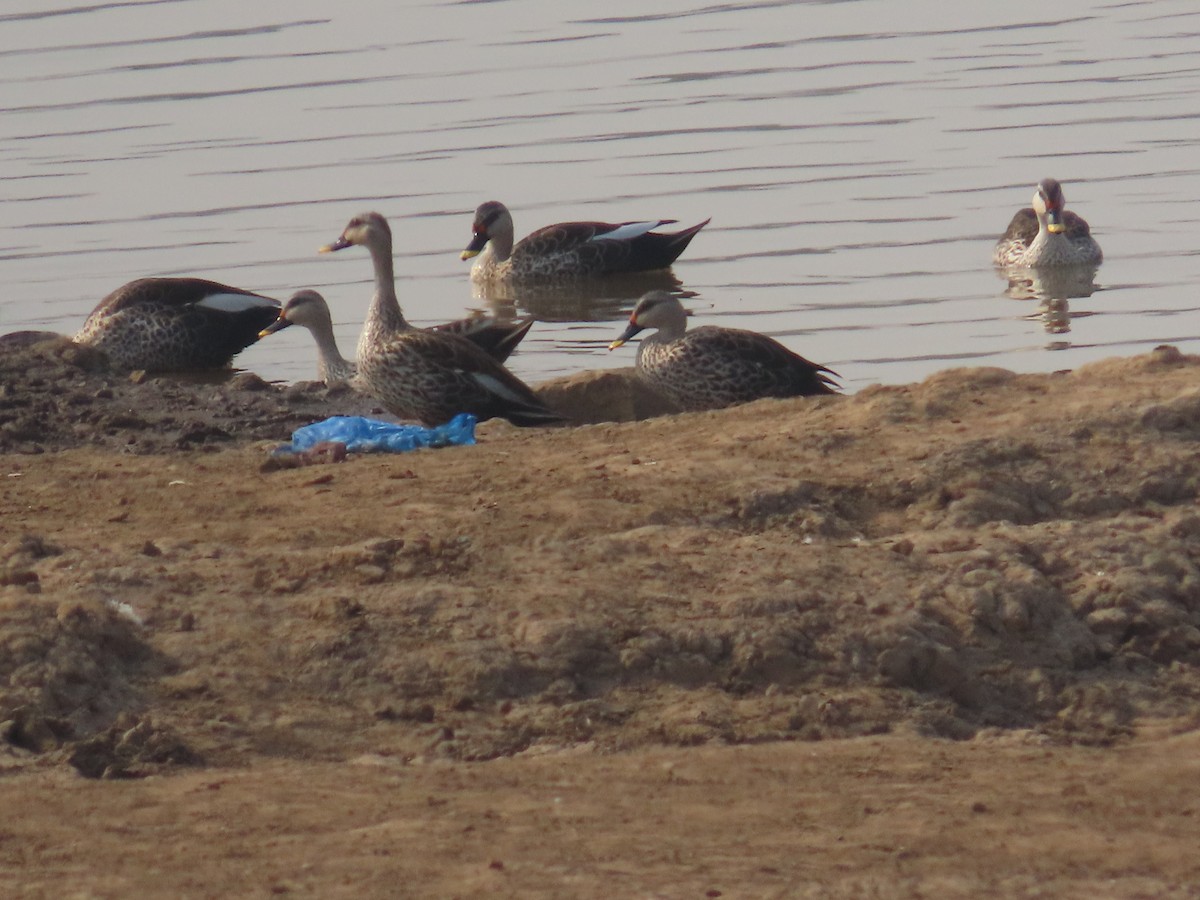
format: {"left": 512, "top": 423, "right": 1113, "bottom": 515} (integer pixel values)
{"left": 4, "top": 342, "right": 1200, "bottom": 895}
{"left": 0, "top": 334, "right": 673, "bottom": 455}
{"left": 4, "top": 343, "right": 1200, "bottom": 772}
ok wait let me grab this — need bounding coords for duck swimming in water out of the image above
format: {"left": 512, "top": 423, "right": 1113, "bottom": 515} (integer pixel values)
{"left": 993, "top": 178, "right": 1102, "bottom": 268}
{"left": 608, "top": 291, "right": 839, "bottom": 412}
{"left": 461, "top": 201, "right": 709, "bottom": 283}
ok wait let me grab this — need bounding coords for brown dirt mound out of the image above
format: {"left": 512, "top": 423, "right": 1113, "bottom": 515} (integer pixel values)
{"left": 4, "top": 345, "right": 1200, "bottom": 771}
{"left": 5, "top": 344, "right": 1200, "bottom": 895}
{"left": 0, "top": 335, "right": 374, "bottom": 454}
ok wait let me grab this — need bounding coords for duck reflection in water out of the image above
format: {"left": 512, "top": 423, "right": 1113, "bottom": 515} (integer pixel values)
{"left": 470, "top": 269, "right": 691, "bottom": 324}
{"left": 998, "top": 264, "right": 1100, "bottom": 339}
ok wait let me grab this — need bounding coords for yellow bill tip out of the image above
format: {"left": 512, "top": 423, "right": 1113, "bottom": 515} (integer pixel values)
{"left": 1047, "top": 223, "right": 1066, "bottom": 234}
{"left": 607, "top": 339, "right": 626, "bottom": 351}
{"left": 460, "top": 249, "right": 479, "bottom": 261}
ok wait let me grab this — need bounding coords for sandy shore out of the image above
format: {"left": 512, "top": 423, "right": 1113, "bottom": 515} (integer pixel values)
{"left": 3, "top": 338, "right": 1200, "bottom": 896}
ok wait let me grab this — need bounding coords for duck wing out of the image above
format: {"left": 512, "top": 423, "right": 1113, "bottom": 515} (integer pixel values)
{"left": 996, "top": 208, "right": 1039, "bottom": 247}
{"left": 513, "top": 220, "right": 650, "bottom": 258}
{"left": 1062, "top": 209, "right": 1092, "bottom": 240}
{"left": 93, "top": 277, "right": 278, "bottom": 318}
{"left": 687, "top": 326, "right": 840, "bottom": 399}
{"left": 617, "top": 217, "right": 710, "bottom": 271}
{"left": 512, "top": 218, "right": 708, "bottom": 275}
{"left": 365, "top": 330, "right": 561, "bottom": 427}
{"left": 77, "top": 277, "right": 280, "bottom": 371}
{"left": 428, "top": 315, "right": 534, "bottom": 364}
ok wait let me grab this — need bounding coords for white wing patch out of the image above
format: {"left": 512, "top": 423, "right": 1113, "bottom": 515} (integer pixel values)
{"left": 470, "top": 371, "right": 528, "bottom": 404}
{"left": 590, "top": 220, "right": 670, "bottom": 243}
{"left": 196, "top": 292, "right": 279, "bottom": 313}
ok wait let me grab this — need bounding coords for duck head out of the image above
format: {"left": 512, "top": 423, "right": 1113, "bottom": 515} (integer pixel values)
{"left": 320, "top": 212, "right": 392, "bottom": 254}
{"left": 1033, "top": 178, "right": 1067, "bottom": 234}
{"left": 608, "top": 290, "right": 689, "bottom": 349}
{"left": 259, "top": 290, "right": 333, "bottom": 338}
{"left": 461, "top": 201, "right": 513, "bottom": 260}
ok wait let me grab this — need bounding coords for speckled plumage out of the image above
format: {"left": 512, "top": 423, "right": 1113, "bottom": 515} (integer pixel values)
{"left": 609, "top": 291, "right": 839, "bottom": 412}
{"left": 261, "top": 290, "right": 535, "bottom": 388}
{"left": 320, "top": 212, "right": 532, "bottom": 363}
{"left": 321, "top": 212, "right": 558, "bottom": 427}
{"left": 73, "top": 277, "right": 280, "bottom": 371}
{"left": 461, "top": 201, "right": 709, "bottom": 282}
{"left": 358, "top": 329, "right": 559, "bottom": 427}
{"left": 993, "top": 179, "right": 1102, "bottom": 268}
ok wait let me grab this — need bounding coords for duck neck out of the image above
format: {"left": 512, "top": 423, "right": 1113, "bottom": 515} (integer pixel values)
{"left": 655, "top": 308, "right": 690, "bottom": 343}
{"left": 635, "top": 321, "right": 683, "bottom": 369}
{"left": 470, "top": 241, "right": 505, "bottom": 281}
{"left": 358, "top": 239, "right": 408, "bottom": 360}
{"left": 474, "top": 217, "right": 515, "bottom": 276}
{"left": 1026, "top": 216, "right": 1072, "bottom": 265}
{"left": 310, "top": 321, "right": 351, "bottom": 382}
{"left": 488, "top": 226, "right": 514, "bottom": 263}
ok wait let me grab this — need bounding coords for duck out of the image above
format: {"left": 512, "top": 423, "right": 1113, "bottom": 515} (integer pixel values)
{"left": 258, "top": 290, "right": 357, "bottom": 385}
{"left": 73, "top": 277, "right": 280, "bottom": 371}
{"left": 354, "top": 328, "right": 562, "bottom": 427}
{"left": 992, "top": 178, "right": 1103, "bottom": 268}
{"left": 461, "top": 201, "right": 710, "bottom": 282}
{"left": 320, "top": 213, "right": 560, "bottom": 428}
{"left": 608, "top": 291, "right": 839, "bottom": 412}
{"left": 260, "top": 287, "right": 527, "bottom": 389}
{"left": 319, "top": 211, "right": 533, "bottom": 363}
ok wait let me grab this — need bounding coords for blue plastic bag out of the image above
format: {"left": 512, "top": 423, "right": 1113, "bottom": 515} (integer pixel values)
{"left": 281, "top": 414, "right": 476, "bottom": 454}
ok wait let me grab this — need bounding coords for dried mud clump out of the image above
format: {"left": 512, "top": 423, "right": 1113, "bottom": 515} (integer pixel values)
{"left": 0, "top": 336, "right": 374, "bottom": 454}
{"left": 0, "top": 590, "right": 193, "bottom": 774}
{"left": 66, "top": 714, "right": 201, "bottom": 779}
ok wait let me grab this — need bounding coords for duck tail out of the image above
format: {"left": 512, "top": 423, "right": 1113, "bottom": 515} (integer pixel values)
{"left": 505, "top": 403, "right": 568, "bottom": 427}
{"left": 475, "top": 317, "right": 534, "bottom": 364}
{"left": 432, "top": 316, "right": 535, "bottom": 364}
{"left": 661, "top": 217, "right": 710, "bottom": 262}
{"left": 629, "top": 217, "right": 710, "bottom": 270}
{"left": 816, "top": 365, "right": 841, "bottom": 395}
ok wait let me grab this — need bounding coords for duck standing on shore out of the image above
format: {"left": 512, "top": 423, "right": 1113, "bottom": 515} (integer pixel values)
{"left": 318, "top": 212, "right": 532, "bottom": 362}
{"left": 318, "top": 213, "right": 560, "bottom": 427}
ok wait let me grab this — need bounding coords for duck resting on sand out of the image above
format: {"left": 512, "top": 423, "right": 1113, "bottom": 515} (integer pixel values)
{"left": 993, "top": 178, "right": 1102, "bottom": 268}
{"left": 319, "top": 211, "right": 532, "bottom": 363}
{"left": 609, "top": 291, "right": 839, "bottom": 412}
{"left": 461, "top": 200, "right": 709, "bottom": 282}
{"left": 74, "top": 277, "right": 280, "bottom": 372}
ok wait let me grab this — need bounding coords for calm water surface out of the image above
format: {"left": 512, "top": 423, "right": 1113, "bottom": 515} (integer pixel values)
{"left": 3, "top": 0, "right": 1200, "bottom": 392}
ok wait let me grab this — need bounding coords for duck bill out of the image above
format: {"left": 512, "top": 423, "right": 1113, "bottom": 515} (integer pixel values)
{"left": 608, "top": 322, "right": 644, "bottom": 351}
{"left": 460, "top": 231, "right": 488, "bottom": 261}
{"left": 258, "top": 316, "right": 293, "bottom": 339}
{"left": 1045, "top": 209, "right": 1065, "bottom": 234}
{"left": 319, "top": 236, "right": 352, "bottom": 254}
